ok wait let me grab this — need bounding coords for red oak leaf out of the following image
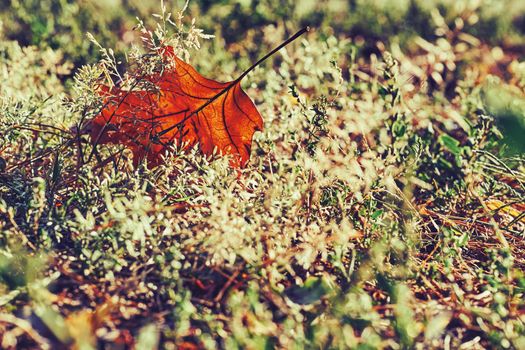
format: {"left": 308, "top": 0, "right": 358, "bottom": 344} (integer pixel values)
{"left": 87, "top": 27, "right": 308, "bottom": 168}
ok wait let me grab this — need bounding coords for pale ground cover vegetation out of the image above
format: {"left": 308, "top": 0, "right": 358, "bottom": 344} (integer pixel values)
{"left": 1, "top": 0, "right": 525, "bottom": 349}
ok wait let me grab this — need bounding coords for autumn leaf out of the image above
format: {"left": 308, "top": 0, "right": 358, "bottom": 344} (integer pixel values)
{"left": 87, "top": 27, "right": 309, "bottom": 168}
{"left": 88, "top": 49, "right": 262, "bottom": 167}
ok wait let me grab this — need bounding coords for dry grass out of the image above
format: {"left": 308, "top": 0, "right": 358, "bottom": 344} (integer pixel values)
{"left": 1, "top": 1, "right": 525, "bottom": 349}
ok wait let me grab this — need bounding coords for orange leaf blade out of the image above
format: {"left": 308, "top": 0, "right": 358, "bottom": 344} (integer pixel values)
{"left": 89, "top": 48, "right": 263, "bottom": 168}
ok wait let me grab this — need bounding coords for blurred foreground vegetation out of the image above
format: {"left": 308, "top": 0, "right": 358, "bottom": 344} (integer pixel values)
{"left": 1, "top": 0, "right": 525, "bottom": 349}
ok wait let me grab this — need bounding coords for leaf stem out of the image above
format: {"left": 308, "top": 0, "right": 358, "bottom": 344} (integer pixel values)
{"left": 157, "top": 26, "right": 310, "bottom": 138}
{"left": 234, "top": 26, "right": 310, "bottom": 83}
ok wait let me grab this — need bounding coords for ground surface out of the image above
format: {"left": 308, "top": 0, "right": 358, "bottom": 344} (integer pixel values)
{"left": 1, "top": 1, "right": 525, "bottom": 349}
